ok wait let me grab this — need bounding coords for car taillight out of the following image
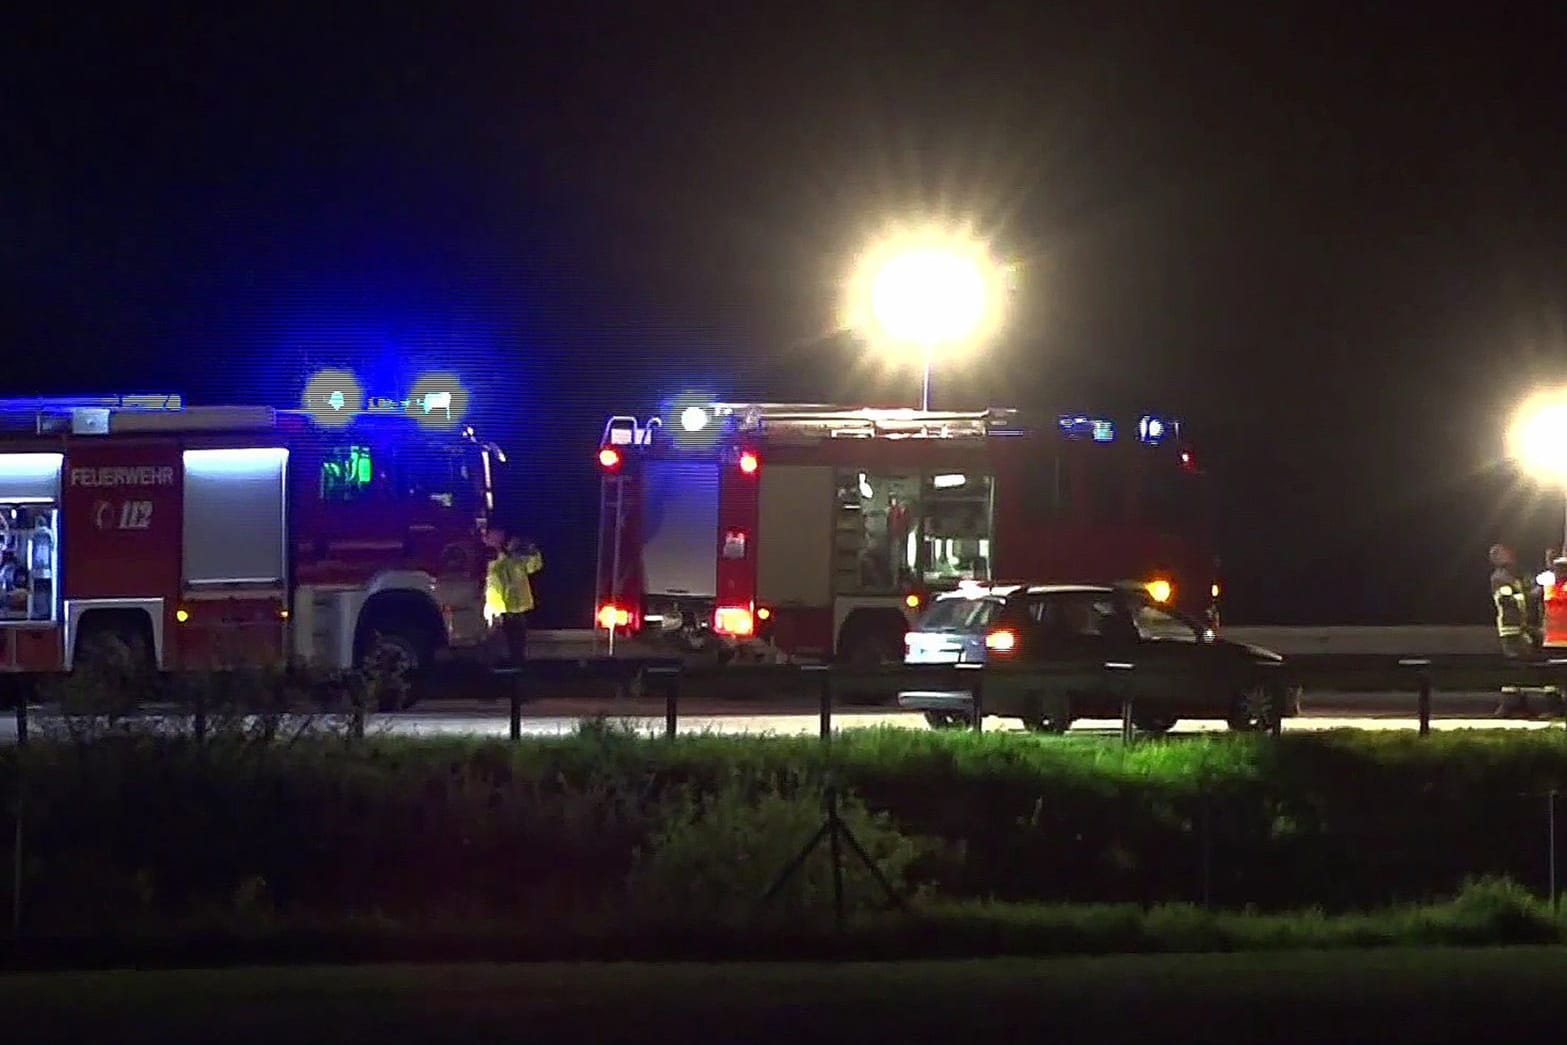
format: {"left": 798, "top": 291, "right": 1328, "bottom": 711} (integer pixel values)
{"left": 984, "top": 628, "right": 1017, "bottom": 653}
{"left": 596, "top": 603, "right": 631, "bottom": 629}
{"left": 714, "top": 605, "right": 755, "bottom": 636}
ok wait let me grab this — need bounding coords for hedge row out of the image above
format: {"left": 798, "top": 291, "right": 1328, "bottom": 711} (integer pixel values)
{"left": 6, "top": 724, "right": 1567, "bottom": 932}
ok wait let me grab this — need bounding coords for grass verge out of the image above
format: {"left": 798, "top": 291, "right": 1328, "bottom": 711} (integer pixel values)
{"left": 1, "top": 878, "right": 1558, "bottom": 970}
{"left": 8, "top": 949, "right": 1567, "bottom": 1044}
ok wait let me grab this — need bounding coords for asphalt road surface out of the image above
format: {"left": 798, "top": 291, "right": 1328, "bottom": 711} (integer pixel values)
{"left": 2, "top": 691, "right": 1562, "bottom": 744}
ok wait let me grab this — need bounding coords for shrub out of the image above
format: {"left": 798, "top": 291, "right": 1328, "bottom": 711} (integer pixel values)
{"left": 627, "top": 774, "right": 926, "bottom": 929}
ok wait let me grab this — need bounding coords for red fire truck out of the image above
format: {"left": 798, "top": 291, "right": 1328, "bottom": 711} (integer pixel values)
{"left": 0, "top": 393, "right": 500, "bottom": 678}
{"left": 594, "top": 403, "right": 1218, "bottom": 663}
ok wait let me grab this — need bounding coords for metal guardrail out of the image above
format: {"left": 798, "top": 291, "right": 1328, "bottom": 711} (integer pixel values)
{"left": 495, "top": 651, "right": 1567, "bottom": 742}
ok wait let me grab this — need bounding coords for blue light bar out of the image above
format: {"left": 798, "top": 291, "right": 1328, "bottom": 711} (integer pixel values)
{"left": 0, "top": 394, "right": 183, "bottom": 414}
{"left": 1058, "top": 415, "right": 1116, "bottom": 442}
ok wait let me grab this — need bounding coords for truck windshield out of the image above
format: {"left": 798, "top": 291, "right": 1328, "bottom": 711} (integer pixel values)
{"left": 394, "top": 438, "right": 479, "bottom": 511}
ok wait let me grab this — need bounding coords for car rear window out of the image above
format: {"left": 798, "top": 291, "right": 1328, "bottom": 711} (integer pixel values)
{"left": 918, "top": 596, "right": 1005, "bottom": 631}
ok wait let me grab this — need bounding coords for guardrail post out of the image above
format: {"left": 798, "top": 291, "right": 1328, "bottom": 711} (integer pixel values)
{"left": 802, "top": 665, "right": 832, "bottom": 747}
{"left": 11, "top": 684, "right": 24, "bottom": 935}
{"left": 647, "top": 665, "right": 679, "bottom": 740}
{"left": 192, "top": 686, "right": 207, "bottom": 744}
{"left": 1106, "top": 662, "right": 1135, "bottom": 745}
{"left": 1550, "top": 659, "right": 1567, "bottom": 734}
{"left": 956, "top": 663, "right": 984, "bottom": 733}
{"left": 507, "top": 668, "right": 523, "bottom": 742}
{"left": 1399, "top": 659, "right": 1432, "bottom": 737}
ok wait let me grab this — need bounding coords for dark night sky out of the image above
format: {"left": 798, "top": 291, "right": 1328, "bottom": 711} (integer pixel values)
{"left": 6, "top": 4, "right": 1567, "bottom": 627}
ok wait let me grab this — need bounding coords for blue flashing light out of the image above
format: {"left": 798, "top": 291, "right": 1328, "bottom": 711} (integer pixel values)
{"left": 408, "top": 371, "right": 468, "bottom": 428}
{"left": 664, "top": 391, "right": 722, "bottom": 450}
{"left": 1138, "top": 414, "right": 1176, "bottom": 444}
{"left": 1057, "top": 415, "right": 1116, "bottom": 443}
{"left": 303, "top": 369, "right": 364, "bottom": 427}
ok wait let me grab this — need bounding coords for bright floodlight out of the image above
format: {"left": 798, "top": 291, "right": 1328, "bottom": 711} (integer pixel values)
{"left": 844, "top": 223, "right": 1006, "bottom": 353}
{"left": 680, "top": 405, "right": 709, "bottom": 432}
{"left": 842, "top": 222, "right": 1011, "bottom": 410}
{"left": 1508, "top": 388, "right": 1567, "bottom": 484}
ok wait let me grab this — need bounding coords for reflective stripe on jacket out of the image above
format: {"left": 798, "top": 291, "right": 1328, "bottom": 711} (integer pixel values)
{"left": 1493, "top": 567, "right": 1527, "bottom": 637}
{"left": 486, "top": 549, "right": 543, "bottom": 619}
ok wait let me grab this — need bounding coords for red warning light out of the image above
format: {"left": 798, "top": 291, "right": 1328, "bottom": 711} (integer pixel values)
{"left": 598, "top": 447, "right": 622, "bottom": 470}
{"left": 738, "top": 450, "right": 759, "bottom": 475}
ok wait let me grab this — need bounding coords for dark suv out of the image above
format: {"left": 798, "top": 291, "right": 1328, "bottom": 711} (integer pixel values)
{"left": 899, "top": 583, "right": 1297, "bottom": 733}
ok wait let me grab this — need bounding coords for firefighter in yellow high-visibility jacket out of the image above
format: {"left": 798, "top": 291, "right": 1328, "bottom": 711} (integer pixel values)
{"left": 485, "top": 527, "right": 543, "bottom": 665}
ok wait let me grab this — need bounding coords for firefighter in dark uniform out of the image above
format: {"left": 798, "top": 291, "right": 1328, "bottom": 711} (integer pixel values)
{"left": 1491, "top": 544, "right": 1535, "bottom": 716}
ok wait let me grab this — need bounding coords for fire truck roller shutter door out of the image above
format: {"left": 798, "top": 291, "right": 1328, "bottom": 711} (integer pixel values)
{"left": 756, "top": 465, "right": 835, "bottom": 650}
{"left": 641, "top": 459, "right": 719, "bottom": 599}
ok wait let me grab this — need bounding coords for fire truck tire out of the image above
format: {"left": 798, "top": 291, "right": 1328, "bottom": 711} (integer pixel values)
{"left": 1131, "top": 711, "right": 1178, "bottom": 734}
{"left": 357, "top": 630, "right": 431, "bottom": 711}
{"left": 73, "top": 615, "right": 156, "bottom": 678}
{"left": 838, "top": 627, "right": 903, "bottom": 668}
{"left": 923, "top": 710, "right": 971, "bottom": 730}
{"left": 1020, "top": 692, "right": 1072, "bottom": 733}
{"left": 1020, "top": 713, "right": 1072, "bottom": 734}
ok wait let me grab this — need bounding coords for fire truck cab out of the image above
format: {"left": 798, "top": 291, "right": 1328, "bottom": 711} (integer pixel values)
{"left": 595, "top": 402, "right": 1217, "bottom": 664}
{"left": 0, "top": 394, "right": 500, "bottom": 677}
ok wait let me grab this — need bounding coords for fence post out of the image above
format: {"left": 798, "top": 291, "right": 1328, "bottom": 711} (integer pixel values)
{"left": 1400, "top": 659, "right": 1432, "bottom": 737}
{"left": 1106, "top": 662, "right": 1135, "bottom": 745}
{"left": 802, "top": 665, "right": 832, "bottom": 747}
{"left": 956, "top": 663, "right": 984, "bottom": 733}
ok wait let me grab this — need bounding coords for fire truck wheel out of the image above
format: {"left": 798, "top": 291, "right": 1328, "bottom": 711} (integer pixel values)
{"left": 1226, "top": 683, "right": 1281, "bottom": 732}
{"left": 923, "top": 710, "right": 971, "bottom": 730}
{"left": 1020, "top": 692, "right": 1072, "bottom": 734}
{"left": 841, "top": 630, "right": 902, "bottom": 668}
{"left": 74, "top": 620, "right": 155, "bottom": 678}
{"left": 1020, "top": 713, "right": 1072, "bottom": 734}
{"left": 1131, "top": 711, "right": 1178, "bottom": 734}
{"left": 358, "top": 630, "right": 428, "bottom": 711}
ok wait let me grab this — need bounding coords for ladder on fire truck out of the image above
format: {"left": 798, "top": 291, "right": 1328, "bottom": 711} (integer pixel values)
{"left": 0, "top": 395, "right": 289, "bottom": 436}
{"left": 706, "top": 403, "right": 1018, "bottom": 441}
{"left": 596, "top": 415, "right": 661, "bottom": 654}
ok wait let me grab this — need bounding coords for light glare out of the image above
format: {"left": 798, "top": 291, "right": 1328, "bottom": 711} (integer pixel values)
{"left": 843, "top": 221, "right": 1008, "bottom": 362}
{"left": 1509, "top": 389, "right": 1567, "bottom": 484}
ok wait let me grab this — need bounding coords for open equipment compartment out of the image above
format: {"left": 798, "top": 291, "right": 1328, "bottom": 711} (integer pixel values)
{"left": 0, "top": 452, "right": 62, "bottom": 624}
